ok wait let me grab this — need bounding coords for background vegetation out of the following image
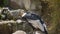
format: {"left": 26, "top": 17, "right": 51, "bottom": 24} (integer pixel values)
{"left": 0, "top": 0, "right": 60, "bottom": 34}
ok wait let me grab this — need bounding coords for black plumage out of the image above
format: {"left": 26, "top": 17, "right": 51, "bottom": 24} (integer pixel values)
{"left": 22, "top": 12, "right": 48, "bottom": 34}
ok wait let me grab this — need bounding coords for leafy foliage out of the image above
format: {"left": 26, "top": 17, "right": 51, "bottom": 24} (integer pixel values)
{"left": 0, "top": 0, "right": 8, "bottom": 7}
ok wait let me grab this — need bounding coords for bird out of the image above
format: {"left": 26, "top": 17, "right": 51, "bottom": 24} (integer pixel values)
{"left": 19, "top": 11, "right": 48, "bottom": 34}
{"left": 1, "top": 7, "right": 9, "bottom": 20}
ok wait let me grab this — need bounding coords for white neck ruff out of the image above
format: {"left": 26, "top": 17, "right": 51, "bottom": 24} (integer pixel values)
{"left": 22, "top": 13, "right": 27, "bottom": 17}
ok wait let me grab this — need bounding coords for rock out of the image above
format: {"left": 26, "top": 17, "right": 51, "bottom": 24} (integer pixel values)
{"left": 12, "top": 30, "right": 26, "bottom": 34}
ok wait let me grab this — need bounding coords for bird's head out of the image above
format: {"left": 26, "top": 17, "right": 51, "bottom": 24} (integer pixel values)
{"left": 19, "top": 9, "right": 26, "bottom": 17}
{"left": 1, "top": 7, "right": 10, "bottom": 14}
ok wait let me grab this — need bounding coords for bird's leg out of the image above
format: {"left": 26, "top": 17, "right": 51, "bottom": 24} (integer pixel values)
{"left": 32, "top": 29, "right": 38, "bottom": 34}
{"left": 33, "top": 29, "right": 44, "bottom": 34}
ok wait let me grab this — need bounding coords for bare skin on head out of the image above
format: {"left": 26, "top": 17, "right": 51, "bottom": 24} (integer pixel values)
{"left": 19, "top": 9, "right": 25, "bottom": 17}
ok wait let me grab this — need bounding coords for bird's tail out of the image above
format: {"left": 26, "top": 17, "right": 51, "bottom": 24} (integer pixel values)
{"left": 44, "top": 27, "right": 48, "bottom": 34}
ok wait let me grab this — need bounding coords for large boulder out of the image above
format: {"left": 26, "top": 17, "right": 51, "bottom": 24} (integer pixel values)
{"left": 12, "top": 30, "right": 26, "bottom": 34}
